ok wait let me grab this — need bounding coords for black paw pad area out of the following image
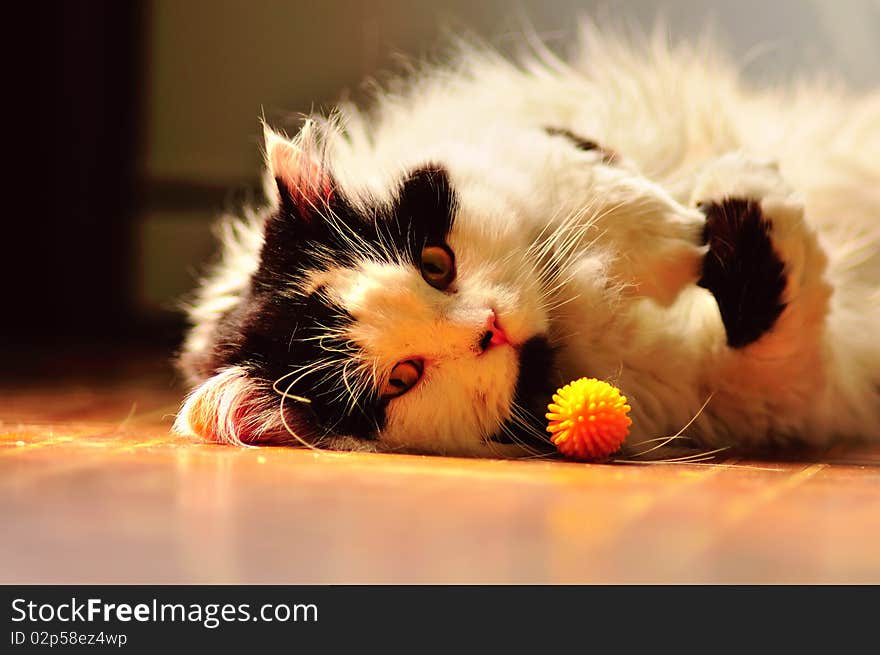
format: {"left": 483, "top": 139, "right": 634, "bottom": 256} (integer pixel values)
{"left": 697, "top": 198, "right": 787, "bottom": 349}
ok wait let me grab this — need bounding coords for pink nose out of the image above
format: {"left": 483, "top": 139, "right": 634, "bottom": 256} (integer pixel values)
{"left": 485, "top": 311, "right": 509, "bottom": 348}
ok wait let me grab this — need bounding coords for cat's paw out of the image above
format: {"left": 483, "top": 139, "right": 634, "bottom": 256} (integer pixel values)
{"left": 693, "top": 154, "right": 830, "bottom": 349}
{"left": 589, "top": 165, "right": 707, "bottom": 306}
{"left": 690, "top": 153, "right": 793, "bottom": 207}
{"left": 629, "top": 204, "right": 707, "bottom": 306}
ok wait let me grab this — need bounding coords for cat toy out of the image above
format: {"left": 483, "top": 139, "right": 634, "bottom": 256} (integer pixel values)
{"left": 546, "top": 378, "right": 632, "bottom": 460}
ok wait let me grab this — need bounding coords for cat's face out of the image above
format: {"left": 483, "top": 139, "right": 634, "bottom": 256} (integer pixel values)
{"left": 176, "top": 127, "right": 563, "bottom": 457}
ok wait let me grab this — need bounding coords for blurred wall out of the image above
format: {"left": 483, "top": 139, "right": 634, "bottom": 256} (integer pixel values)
{"left": 4, "top": 1, "right": 145, "bottom": 351}
{"left": 137, "top": 0, "right": 880, "bottom": 330}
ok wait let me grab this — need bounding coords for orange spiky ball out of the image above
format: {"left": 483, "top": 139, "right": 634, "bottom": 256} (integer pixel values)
{"left": 546, "top": 378, "right": 632, "bottom": 460}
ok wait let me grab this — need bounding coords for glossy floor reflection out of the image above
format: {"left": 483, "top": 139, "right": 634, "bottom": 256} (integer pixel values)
{"left": 2, "top": 372, "right": 879, "bottom": 583}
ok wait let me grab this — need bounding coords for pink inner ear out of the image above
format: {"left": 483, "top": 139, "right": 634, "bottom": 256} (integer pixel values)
{"left": 173, "top": 367, "right": 279, "bottom": 446}
{"left": 271, "top": 143, "right": 334, "bottom": 213}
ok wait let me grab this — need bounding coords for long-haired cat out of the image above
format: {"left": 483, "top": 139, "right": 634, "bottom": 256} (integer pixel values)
{"left": 173, "top": 24, "right": 880, "bottom": 459}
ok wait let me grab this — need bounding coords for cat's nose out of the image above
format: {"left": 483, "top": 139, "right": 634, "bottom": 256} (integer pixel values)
{"left": 478, "top": 311, "right": 509, "bottom": 352}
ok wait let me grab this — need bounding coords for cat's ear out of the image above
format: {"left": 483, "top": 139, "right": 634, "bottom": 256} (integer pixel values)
{"left": 173, "top": 366, "right": 311, "bottom": 446}
{"left": 263, "top": 122, "right": 334, "bottom": 214}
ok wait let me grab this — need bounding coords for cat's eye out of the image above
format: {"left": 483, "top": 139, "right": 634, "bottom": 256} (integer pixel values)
{"left": 380, "top": 359, "right": 423, "bottom": 400}
{"left": 420, "top": 245, "right": 455, "bottom": 290}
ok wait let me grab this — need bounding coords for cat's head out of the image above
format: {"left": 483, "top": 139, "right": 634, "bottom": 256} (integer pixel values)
{"left": 174, "top": 123, "right": 563, "bottom": 457}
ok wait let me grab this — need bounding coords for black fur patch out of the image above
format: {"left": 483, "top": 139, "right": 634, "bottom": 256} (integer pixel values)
{"left": 255, "top": 165, "right": 456, "bottom": 285}
{"left": 697, "top": 198, "right": 787, "bottom": 349}
{"left": 391, "top": 166, "right": 457, "bottom": 260}
{"left": 490, "top": 336, "right": 559, "bottom": 453}
{"left": 192, "top": 165, "right": 459, "bottom": 442}
{"left": 545, "top": 126, "right": 618, "bottom": 164}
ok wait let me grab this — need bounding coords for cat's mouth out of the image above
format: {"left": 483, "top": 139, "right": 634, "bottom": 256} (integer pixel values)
{"left": 487, "top": 335, "right": 559, "bottom": 454}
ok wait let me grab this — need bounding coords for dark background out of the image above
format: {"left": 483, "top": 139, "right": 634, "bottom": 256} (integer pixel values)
{"left": 4, "top": 0, "right": 878, "bottom": 375}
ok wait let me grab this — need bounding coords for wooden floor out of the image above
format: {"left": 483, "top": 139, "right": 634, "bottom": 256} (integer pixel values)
{"left": 2, "top": 354, "right": 879, "bottom": 584}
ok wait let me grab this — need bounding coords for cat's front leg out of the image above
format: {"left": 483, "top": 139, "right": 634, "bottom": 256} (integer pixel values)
{"left": 691, "top": 153, "right": 833, "bottom": 407}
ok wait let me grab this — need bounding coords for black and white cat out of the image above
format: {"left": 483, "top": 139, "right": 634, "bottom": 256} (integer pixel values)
{"left": 174, "top": 26, "right": 880, "bottom": 458}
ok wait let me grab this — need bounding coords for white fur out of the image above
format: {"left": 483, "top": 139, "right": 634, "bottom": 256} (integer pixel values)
{"left": 176, "top": 23, "right": 880, "bottom": 456}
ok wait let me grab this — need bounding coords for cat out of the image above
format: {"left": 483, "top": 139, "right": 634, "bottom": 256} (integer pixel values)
{"left": 173, "top": 24, "right": 880, "bottom": 459}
